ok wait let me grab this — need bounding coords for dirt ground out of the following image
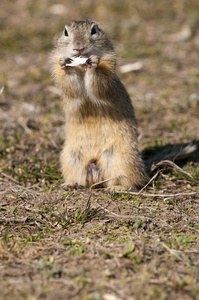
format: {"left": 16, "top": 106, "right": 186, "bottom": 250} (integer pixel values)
{"left": 0, "top": 1, "right": 199, "bottom": 299}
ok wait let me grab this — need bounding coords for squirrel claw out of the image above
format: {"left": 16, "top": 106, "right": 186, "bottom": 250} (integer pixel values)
{"left": 59, "top": 57, "right": 73, "bottom": 69}
{"left": 61, "top": 183, "right": 83, "bottom": 191}
{"left": 87, "top": 55, "right": 100, "bottom": 69}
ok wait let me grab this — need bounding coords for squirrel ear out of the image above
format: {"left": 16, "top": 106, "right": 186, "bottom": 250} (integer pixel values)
{"left": 91, "top": 24, "right": 100, "bottom": 35}
{"left": 64, "top": 27, "right": 69, "bottom": 36}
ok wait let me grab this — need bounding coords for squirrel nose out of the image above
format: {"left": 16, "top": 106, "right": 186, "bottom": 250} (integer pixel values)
{"left": 73, "top": 40, "right": 85, "bottom": 52}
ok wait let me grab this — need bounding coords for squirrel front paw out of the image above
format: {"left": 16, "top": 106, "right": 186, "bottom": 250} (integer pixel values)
{"left": 59, "top": 56, "right": 73, "bottom": 69}
{"left": 87, "top": 55, "right": 100, "bottom": 69}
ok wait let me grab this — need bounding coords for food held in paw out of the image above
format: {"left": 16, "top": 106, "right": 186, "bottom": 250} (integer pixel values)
{"left": 65, "top": 57, "right": 88, "bottom": 67}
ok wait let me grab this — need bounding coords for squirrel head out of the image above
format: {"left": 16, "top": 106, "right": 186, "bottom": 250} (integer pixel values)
{"left": 56, "top": 20, "right": 114, "bottom": 58}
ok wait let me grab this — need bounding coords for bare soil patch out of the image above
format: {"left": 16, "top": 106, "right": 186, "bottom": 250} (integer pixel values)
{"left": 0, "top": 1, "right": 199, "bottom": 299}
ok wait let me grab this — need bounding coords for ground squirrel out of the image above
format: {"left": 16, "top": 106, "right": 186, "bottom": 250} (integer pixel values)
{"left": 50, "top": 20, "right": 148, "bottom": 191}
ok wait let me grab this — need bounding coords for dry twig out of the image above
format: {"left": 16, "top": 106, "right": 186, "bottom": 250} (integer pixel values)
{"left": 137, "top": 170, "right": 161, "bottom": 195}
{"left": 153, "top": 160, "right": 194, "bottom": 179}
{"left": 90, "top": 177, "right": 116, "bottom": 189}
{"left": 1, "top": 172, "right": 20, "bottom": 184}
{"left": 116, "top": 190, "right": 197, "bottom": 198}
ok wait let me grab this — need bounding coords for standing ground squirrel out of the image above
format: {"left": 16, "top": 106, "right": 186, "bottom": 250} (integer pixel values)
{"left": 50, "top": 20, "right": 148, "bottom": 191}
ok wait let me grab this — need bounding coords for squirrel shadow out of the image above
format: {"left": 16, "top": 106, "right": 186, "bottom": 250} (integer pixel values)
{"left": 142, "top": 141, "right": 199, "bottom": 175}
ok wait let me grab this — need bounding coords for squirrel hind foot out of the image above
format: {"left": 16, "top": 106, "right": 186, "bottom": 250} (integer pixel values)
{"left": 61, "top": 183, "right": 83, "bottom": 191}
{"left": 105, "top": 185, "right": 128, "bottom": 194}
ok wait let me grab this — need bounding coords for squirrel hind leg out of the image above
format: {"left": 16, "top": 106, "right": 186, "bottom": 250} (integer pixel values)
{"left": 61, "top": 183, "right": 82, "bottom": 191}
{"left": 104, "top": 176, "right": 131, "bottom": 192}
{"left": 104, "top": 175, "right": 147, "bottom": 192}
{"left": 105, "top": 185, "right": 128, "bottom": 193}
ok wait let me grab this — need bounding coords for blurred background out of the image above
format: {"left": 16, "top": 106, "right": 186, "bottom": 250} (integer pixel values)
{"left": 1, "top": 3, "right": 199, "bottom": 299}
{"left": 0, "top": 0, "right": 199, "bottom": 186}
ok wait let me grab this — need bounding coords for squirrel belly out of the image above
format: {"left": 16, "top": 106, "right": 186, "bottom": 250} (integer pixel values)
{"left": 60, "top": 103, "right": 147, "bottom": 190}
{"left": 50, "top": 20, "right": 148, "bottom": 191}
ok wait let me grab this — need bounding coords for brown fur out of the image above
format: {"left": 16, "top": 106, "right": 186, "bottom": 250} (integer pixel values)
{"left": 50, "top": 20, "right": 148, "bottom": 190}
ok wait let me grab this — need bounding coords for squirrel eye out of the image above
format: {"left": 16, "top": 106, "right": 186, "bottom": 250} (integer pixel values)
{"left": 91, "top": 25, "right": 99, "bottom": 35}
{"left": 64, "top": 28, "right": 68, "bottom": 36}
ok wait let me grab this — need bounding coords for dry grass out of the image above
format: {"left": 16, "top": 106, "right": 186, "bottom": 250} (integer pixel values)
{"left": 0, "top": 0, "right": 199, "bottom": 299}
